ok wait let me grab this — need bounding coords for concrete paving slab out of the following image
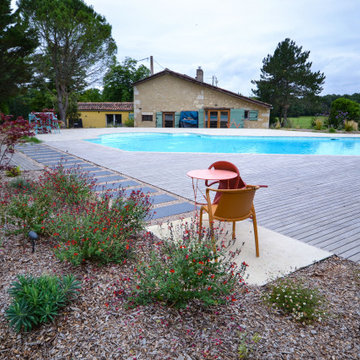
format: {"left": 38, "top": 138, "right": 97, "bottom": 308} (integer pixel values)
{"left": 148, "top": 217, "right": 332, "bottom": 286}
{"left": 95, "top": 175, "right": 126, "bottom": 183}
{"left": 61, "top": 163, "right": 92, "bottom": 168}
{"left": 124, "top": 187, "right": 157, "bottom": 196}
{"left": 94, "top": 180, "right": 140, "bottom": 191}
{"left": 35, "top": 158, "right": 77, "bottom": 164}
{"left": 148, "top": 202, "right": 195, "bottom": 220}
{"left": 149, "top": 194, "right": 178, "bottom": 205}
{"left": 88, "top": 170, "right": 114, "bottom": 177}
{"left": 30, "top": 154, "right": 70, "bottom": 159}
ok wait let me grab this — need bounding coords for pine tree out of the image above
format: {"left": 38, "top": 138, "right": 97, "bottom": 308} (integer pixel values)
{"left": 252, "top": 38, "right": 326, "bottom": 126}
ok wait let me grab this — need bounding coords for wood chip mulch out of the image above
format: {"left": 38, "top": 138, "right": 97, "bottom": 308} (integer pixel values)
{"left": 0, "top": 170, "right": 359, "bottom": 360}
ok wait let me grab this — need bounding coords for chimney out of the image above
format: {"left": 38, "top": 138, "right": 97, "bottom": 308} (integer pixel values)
{"left": 195, "top": 66, "right": 203, "bottom": 82}
{"left": 150, "top": 56, "right": 154, "bottom": 75}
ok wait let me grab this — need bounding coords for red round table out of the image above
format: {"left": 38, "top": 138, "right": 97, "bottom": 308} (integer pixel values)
{"left": 187, "top": 168, "right": 238, "bottom": 205}
{"left": 187, "top": 169, "right": 238, "bottom": 181}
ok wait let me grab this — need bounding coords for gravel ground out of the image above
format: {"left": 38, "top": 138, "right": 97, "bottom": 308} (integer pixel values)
{"left": 0, "top": 170, "right": 359, "bottom": 360}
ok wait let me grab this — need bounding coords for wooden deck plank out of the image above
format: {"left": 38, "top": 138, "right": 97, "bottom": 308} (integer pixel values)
{"left": 325, "top": 237, "right": 360, "bottom": 253}
{"left": 347, "top": 252, "right": 360, "bottom": 262}
{"left": 258, "top": 201, "right": 360, "bottom": 233}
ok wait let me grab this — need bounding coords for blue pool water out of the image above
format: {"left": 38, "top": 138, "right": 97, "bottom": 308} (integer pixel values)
{"left": 86, "top": 133, "right": 360, "bottom": 155}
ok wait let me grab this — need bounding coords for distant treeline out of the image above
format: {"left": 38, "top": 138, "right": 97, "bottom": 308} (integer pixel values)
{"left": 288, "top": 93, "right": 360, "bottom": 117}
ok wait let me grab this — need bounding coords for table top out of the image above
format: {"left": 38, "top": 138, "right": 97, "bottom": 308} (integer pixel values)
{"left": 187, "top": 168, "right": 238, "bottom": 181}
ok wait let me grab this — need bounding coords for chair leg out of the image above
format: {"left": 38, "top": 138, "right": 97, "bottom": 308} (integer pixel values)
{"left": 232, "top": 221, "right": 236, "bottom": 239}
{"left": 199, "top": 207, "right": 203, "bottom": 238}
{"left": 252, "top": 206, "right": 260, "bottom": 257}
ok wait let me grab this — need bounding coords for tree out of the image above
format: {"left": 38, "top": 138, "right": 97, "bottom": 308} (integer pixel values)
{"left": 103, "top": 57, "right": 151, "bottom": 102}
{"left": 252, "top": 38, "right": 325, "bottom": 126}
{"left": 78, "top": 88, "right": 103, "bottom": 102}
{"left": 18, "top": 0, "right": 117, "bottom": 126}
{"left": 328, "top": 97, "right": 360, "bottom": 128}
{"left": 0, "top": 0, "right": 37, "bottom": 112}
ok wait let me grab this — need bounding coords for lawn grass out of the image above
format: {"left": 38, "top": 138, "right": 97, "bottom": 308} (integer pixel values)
{"left": 286, "top": 116, "right": 327, "bottom": 129}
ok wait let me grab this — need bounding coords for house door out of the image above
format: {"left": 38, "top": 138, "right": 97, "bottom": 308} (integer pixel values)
{"left": 205, "top": 110, "right": 230, "bottom": 128}
{"left": 163, "top": 112, "right": 175, "bottom": 127}
{"left": 106, "top": 114, "right": 122, "bottom": 127}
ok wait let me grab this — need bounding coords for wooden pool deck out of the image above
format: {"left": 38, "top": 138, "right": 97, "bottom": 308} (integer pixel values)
{"left": 13, "top": 135, "right": 360, "bottom": 264}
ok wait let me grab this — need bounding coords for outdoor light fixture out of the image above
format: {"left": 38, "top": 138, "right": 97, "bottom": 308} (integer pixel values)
{"left": 28, "top": 231, "right": 39, "bottom": 253}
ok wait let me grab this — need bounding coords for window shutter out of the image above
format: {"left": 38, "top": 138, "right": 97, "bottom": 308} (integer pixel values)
{"left": 229, "top": 109, "right": 244, "bottom": 128}
{"left": 175, "top": 112, "right": 181, "bottom": 127}
{"left": 198, "top": 109, "right": 204, "bottom": 128}
{"left": 156, "top": 112, "right": 162, "bottom": 127}
{"left": 249, "top": 110, "right": 258, "bottom": 121}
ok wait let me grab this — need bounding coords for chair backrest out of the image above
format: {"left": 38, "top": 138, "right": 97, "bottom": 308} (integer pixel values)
{"left": 206, "top": 161, "right": 247, "bottom": 204}
{"left": 207, "top": 161, "right": 247, "bottom": 189}
{"left": 207, "top": 186, "right": 258, "bottom": 221}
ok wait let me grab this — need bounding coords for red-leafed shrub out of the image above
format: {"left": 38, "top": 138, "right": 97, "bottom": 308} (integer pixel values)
{"left": 0, "top": 114, "right": 34, "bottom": 170}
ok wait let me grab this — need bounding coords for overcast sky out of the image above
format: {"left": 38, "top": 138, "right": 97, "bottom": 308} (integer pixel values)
{"left": 12, "top": 0, "right": 360, "bottom": 96}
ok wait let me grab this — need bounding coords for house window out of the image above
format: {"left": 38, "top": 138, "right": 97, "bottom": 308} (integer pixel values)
{"left": 244, "top": 110, "right": 249, "bottom": 120}
{"left": 163, "top": 112, "right": 175, "bottom": 127}
{"left": 205, "top": 109, "right": 230, "bottom": 128}
{"left": 142, "top": 114, "right": 153, "bottom": 121}
{"left": 106, "top": 114, "right": 122, "bottom": 127}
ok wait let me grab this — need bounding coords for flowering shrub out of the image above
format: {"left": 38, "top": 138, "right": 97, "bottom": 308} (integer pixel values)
{"left": 4, "top": 166, "right": 96, "bottom": 235}
{"left": 6, "top": 274, "right": 81, "bottom": 332}
{"left": 40, "top": 164, "right": 96, "bottom": 206}
{"left": 328, "top": 97, "right": 360, "bottom": 129}
{"left": 263, "top": 279, "right": 327, "bottom": 323}
{"left": 1, "top": 164, "right": 151, "bottom": 260}
{"left": 128, "top": 221, "right": 248, "bottom": 308}
{"left": 0, "top": 115, "right": 34, "bottom": 170}
{"left": 6, "top": 188, "right": 54, "bottom": 235}
{"left": 50, "top": 191, "right": 151, "bottom": 265}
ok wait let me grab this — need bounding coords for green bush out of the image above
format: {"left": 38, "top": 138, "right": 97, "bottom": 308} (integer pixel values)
{"left": 21, "top": 136, "right": 42, "bottom": 144}
{"left": 5, "top": 166, "right": 21, "bottom": 177}
{"left": 6, "top": 274, "right": 81, "bottom": 332}
{"left": 263, "top": 279, "right": 327, "bottom": 323}
{"left": 344, "top": 120, "right": 358, "bottom": 132}
{"left": 238, "top": 332, "right": 261, "bottom": 359}
{"left": 328, "top": 97, "right": 360, "bottom": 128}
{"left": 128, "top": 222, "right": 248, "bottom": 308}
{"left": 50, "top": 191, "right": 151, "bottom": 265}
{"left": 311, "top": 117, "right": 323, "bottom": 130}
{"left": 124, "top": 118, "right": 134, "bottom": 127}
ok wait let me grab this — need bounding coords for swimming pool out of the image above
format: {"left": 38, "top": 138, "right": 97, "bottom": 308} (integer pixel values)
{"left": 86, "top": 133, "right": 360, "bottom": 155}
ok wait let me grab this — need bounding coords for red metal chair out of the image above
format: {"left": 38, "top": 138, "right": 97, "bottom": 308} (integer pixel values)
{"left": 205, "top": 161, "right": 268, "bottom": 204}
{"left": 205, "top": 161, "right": 247, "bottom": 204}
